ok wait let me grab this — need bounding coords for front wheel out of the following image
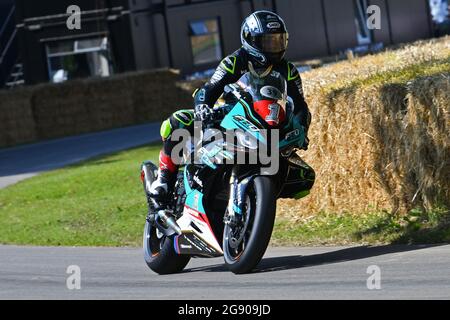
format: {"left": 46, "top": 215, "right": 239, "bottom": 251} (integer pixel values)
{"left": 223, "top": 176, "right": 276, "bottom": 274}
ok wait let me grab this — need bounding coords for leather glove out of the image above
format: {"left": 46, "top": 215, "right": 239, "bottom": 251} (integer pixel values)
{"left": 195, "top": 104, "right": 213, "bottom": 122}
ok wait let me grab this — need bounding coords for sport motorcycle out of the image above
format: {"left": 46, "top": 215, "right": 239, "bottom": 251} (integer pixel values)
{"left": 141, "top": 71, "right": 309, "bottom": 274}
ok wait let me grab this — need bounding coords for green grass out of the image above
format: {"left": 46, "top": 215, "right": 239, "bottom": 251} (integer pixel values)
{"left": 272, "top": 208, "right": 450, "bottom": 247}
{"left": 0, "top": 145, "right": 160, "bottom": 246}
{"left": 0, "top": 145, "right": 448, "bottom": 247}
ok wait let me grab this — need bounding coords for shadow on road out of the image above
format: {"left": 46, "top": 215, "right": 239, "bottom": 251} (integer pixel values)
{"left": 184, "top": 244, "right": 443, "bottom": 274}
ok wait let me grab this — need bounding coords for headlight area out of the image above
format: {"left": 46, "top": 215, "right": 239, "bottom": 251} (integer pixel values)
{"left": 235, "top": 130, "right": 259, "bottom": 150}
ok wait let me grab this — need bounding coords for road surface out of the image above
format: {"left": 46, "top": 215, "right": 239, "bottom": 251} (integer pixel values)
{"left": 0, "top": 123, "right": 160, "bottom": 189}
{"left": 1, "top": 245, "right": 449, "bottom": 299}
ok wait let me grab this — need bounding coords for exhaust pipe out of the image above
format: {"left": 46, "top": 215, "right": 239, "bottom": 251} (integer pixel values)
{"left": 157, "top": 209, "right": 182, "bottom": 235}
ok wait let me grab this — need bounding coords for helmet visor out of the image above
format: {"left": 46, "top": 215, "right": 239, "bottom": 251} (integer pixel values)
{"left": 251, "top": 33, "right": 288, "bottom": 53}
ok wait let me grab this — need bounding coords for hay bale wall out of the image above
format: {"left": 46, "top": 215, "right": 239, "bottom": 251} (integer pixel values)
{"left": 280, "top": 37, "right": 450, "bottom": 216}
{"left": 0, "top": 88, "right": 36, "bottom": 147}
{"left": 0, "top": 69, "right": 193, "bottom": 147}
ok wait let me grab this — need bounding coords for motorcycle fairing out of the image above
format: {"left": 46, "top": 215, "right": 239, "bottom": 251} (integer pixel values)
{"left": 174, "top": 230, "right": 222, "bottom": 257}
{"left": 221, "top": 99, "right": 305, "bottom": 151}
{"left": 172, "top": 167, "right": 223, "bottom": 257}
{"left": 220, "top": 100, "right": 267, "bottom": 144}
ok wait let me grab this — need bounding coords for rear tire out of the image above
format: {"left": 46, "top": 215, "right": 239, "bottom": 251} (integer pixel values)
{"left": 143, "top": 221, "right": 190, "bottom": 275}
{"left": 141, "top": 161, "right": 190, "bottom": 275}
{"left": 223, "top": 176, "right": 276, "bottom": 274}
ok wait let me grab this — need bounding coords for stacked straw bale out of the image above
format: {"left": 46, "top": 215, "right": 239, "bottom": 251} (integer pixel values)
{"left": 279, "top": 37, "right": 450, "bottom": 217}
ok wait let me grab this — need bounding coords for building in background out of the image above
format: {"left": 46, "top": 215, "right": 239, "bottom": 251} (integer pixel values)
{"left": 0, "top": 0, "right": 435, "bottom": 88}
{"left": 429, "top": 0, "right": 450, "bottom": 35}
{"left": 0, "top": 0, "right": 18, "bottom": 87}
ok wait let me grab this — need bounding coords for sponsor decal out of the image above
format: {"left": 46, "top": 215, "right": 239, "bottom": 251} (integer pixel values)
{"left": 233, "top": 115, "right": 260, "bottom": 132}
{"left": 212, "top": 67, "right": 226, "bottom": 83}
{"left": 271, "top": 70, "right": 281, "bottom": 78}
{"left": 285, "top": 128, "right": 300, "bottom": 141}
{"left": 193, "top": 175, "right": 203, "bottom": 188}
{"left": 197, "top": 88, "right": 206, "bottom": 101}
{"left": 185, "top": 236, "right": 203, "bottom": 251}
{"left": 267, "top": 22, "right": 281, "bottom": 29}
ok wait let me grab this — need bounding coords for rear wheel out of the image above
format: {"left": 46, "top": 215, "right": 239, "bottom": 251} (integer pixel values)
{"left": 141, "top": 161, "right": 190, "bottom": 275}
{"left": 223, "top": 176, "right": 276, "bottom": 274}
{"left": 143, "top": 221, "right": 190, "bottom": 275}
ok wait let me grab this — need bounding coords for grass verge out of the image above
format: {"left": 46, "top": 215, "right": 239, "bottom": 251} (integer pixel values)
{"left": 272, "top": 208, "right": 450, "bottom": 247}
{"left": 0, "top": 145, "right": 448, "bottom": 247}
{"left": 0, "top": 145, "right": 160, "bottom": 246}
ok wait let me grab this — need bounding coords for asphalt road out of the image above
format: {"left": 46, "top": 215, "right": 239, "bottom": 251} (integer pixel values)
{"left": 1, "top": 244, "right": 449, "bottom": 300}
{"left": 0, "top": 123, "right": 161, "bottom": 189}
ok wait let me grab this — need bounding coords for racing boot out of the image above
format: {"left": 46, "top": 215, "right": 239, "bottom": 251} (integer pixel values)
{"left": 148, "top": 151, "right": 178, "bottom": 210}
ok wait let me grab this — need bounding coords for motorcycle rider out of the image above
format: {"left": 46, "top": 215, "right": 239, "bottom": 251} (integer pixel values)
{"left": 149, "top": 11, "right": 315, "bottom": 207}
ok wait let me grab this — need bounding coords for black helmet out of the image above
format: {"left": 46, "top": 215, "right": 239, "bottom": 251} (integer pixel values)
{"left": 241, "top": 11, "right": 289, "bottom": 65}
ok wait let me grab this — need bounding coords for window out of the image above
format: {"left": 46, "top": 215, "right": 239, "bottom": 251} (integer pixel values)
{"left": 189, "top": 18, "right": 222, "bottom": 65}
{"left": 353, "top": 0, "right": 373, "bottom": 45}
{"left": 429, "top": 0, "right": 449, "bottom": 23}
{"left": 45, "top": 37, "right": 113, "bottom": 83}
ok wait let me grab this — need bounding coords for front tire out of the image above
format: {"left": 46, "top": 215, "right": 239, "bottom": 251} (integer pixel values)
{"left": 223, "top": 176, "right": 276, "bottom": 274}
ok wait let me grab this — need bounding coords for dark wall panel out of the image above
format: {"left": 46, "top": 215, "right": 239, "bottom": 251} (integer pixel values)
{"left": 252, "top": 0, "right": 273, "bottom": 11}
{"left": 388, "top": 0, "right": 431, "bottom": 44}
{"left": 152, "top": 13, "right": 171, "bottom": 68}
{"left": 14, "top": 0, "right": 127, "bottom": 21}
{"left": 323, "top": 0, "right": 358, "bottom": 53}
{"left": 276, "top": 0, "right": 329, "bottom": 60}
{"left": 0, "top": 0, "right": 14, "bottom": 23}
{"left": 165, "top": 0, "right": 184, "bottom": 6}
{"left": 166, "top": 0, "right": 242, "bottom": 74}
{"left": 128, "top": 0, "right": 153, "bottom": 11}
{"left": 107, "top": 16, "right": 137, "bottom": 72}
{"left": 239, "top": 0, "right": 253, "bottom": 21}
{"left": 130, "top": 11, "right": 157, "bottom": 70}
{"left": 368, "top": 0, "right": 392, "bottom": 44}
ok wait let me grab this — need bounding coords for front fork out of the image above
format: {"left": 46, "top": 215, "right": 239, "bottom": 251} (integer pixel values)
{"left": 225, "top": 166, "right": 254, "bottom": 226}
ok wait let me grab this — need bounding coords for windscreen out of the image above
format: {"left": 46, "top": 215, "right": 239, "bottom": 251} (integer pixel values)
{"left": 239, "top": 71, "right": 288, "bottom": 105}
